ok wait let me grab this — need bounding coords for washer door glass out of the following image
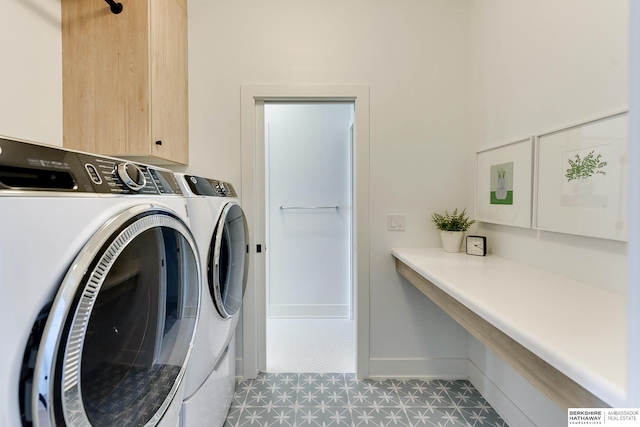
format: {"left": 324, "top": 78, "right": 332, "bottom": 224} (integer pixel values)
{"left": 32, "top": 207, "right": 200, "bottom": 427}
{"left": 209, "top": 203, "right": 248, "bottom": 319}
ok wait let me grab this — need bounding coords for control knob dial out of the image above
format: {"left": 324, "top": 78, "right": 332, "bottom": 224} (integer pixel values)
{"left": 116, "top": 162, "right": 146, "bottom": 191}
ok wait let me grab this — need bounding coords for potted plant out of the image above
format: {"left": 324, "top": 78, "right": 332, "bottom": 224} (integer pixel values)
{"left": 431, "top": 208, "right": 475, "bottom": 253}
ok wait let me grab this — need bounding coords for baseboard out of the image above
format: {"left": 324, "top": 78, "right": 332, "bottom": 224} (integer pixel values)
{"left": 235, "top": 356, "right": 468, "bottom": 381}
{"left": 235, "top": 357, "right": 244, "bottom": 379}
{"left": 467, "top": 359, "right": 536, "bottom": 427}
{"left": 368, "top": 357, "right": 468, "bottom": 379}
{"left": 268, "top": 304, "right": 350, "bottom": 318}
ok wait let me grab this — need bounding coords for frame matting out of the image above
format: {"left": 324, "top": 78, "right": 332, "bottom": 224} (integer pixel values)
{"left": 476, "top": 137, "right": 533, "bottom": 228}
{"left": 533, "top": 112, "right": 628, "bottom": 241}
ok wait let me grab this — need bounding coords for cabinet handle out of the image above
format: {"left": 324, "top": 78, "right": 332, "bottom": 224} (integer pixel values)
{"left": 104, "top": 0, "right": 123, "bottom": 14}
{"left": 155, "top": 140, "right": 163, "bottom": 146}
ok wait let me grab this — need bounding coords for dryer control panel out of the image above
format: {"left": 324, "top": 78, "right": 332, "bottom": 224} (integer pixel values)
{"left": 0, "top": 137, "right": 182, "bottom": 195}
{"left": 184, "top": 175, "right": 237, "bottom": 197}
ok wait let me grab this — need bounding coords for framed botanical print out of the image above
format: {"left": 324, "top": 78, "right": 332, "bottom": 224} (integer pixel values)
{"left": 476, "top": 137, "right": 533, "bottom": 228}
{"left": 533, "top": 112, "right": 628, "bottom": 241}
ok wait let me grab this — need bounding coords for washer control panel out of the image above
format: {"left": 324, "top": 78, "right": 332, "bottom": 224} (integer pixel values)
{"left": 75, "top": 154, "right": 160, "bottom": 194}
{"left": 0, "top": 137, "right": 182, "bottom": 195}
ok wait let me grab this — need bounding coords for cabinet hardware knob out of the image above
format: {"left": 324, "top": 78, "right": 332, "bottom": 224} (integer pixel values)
{"left": 155, "top": 140, "right": 163, "bottom": 146}
{"left": 104, "top": 0, "right": 123, "bottom": 14}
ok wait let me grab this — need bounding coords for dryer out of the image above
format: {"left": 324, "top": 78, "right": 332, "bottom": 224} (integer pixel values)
{"left": 0, "top": 138, "right": 201, "bottom": 427}
{"left": 175, "top": 174, "right": 248, "bottom": 427}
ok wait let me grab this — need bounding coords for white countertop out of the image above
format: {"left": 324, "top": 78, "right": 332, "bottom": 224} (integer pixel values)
{"left": 391, "top": 247, "right": 627, "bottom": 407}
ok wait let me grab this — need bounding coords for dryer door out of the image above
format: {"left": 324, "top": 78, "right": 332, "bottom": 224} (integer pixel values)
{"left": 208, "top": 202, "right": 249, "bottom": 319}
{"left": 31, "top": 205, "right": 200, "bottom": 427}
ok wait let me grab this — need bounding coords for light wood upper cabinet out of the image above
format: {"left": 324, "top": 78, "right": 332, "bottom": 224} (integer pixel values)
{"left": 62, "top": 0, "right": 189, "bottom": 165}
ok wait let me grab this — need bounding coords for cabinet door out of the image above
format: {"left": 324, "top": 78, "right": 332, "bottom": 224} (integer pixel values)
{"left": 62, "top": 0, "right": 151, "bottom": 156}
{"left": 150, "top": 0, "right": 189, "bottom": 165}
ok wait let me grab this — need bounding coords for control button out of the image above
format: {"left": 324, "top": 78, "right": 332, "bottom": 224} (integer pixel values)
{"left": 218, "top": 181, "right": 229, "bottom": 196}
{"left": 190, "top": 176, "right": 197, "bottom": 184}
{"left": 213, "top": 180, "right": 228, "bottom": 196}
{"left": 85, "top": 164, "right": 102, "bottom": 185}
{"left": 116, "top": 162, "right": 146, "bottom": 191}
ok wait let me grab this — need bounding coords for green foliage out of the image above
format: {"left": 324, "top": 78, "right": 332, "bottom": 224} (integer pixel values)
{"left": 565, "top": 151, "right": 607, "bottom": 182}
{"left": 431, "top": 208, "right": 475, "bottom": 232}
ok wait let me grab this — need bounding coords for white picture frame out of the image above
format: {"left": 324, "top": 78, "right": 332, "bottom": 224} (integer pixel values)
{"left": 476, "top": 137, "right": 533, "bottom": 228}
{"left": 533, "top": 112, "right": 628, "bottom": 241}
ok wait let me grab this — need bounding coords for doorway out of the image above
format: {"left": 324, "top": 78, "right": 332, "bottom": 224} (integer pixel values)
{"left": 264, "top": 102, "right": 355, "bottom": 372}
{"left": 240, "top": 84, "right": 370, "bottom": 379}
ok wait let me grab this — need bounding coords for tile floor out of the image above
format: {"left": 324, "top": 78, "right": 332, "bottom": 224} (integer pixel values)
{"left": 226, "top": 373, "right": 509, "bottom": 427}
{"left": 267, "top": 318, "right": 355, "bottom": 373}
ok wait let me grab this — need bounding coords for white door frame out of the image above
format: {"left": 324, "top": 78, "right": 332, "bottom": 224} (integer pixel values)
{"left": 240, "top": 85, "right": 370, "bottom": 379}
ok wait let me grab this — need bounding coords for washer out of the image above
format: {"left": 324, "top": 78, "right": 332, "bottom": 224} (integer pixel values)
{"left": 0, "top": 137, "right": 201, "bottom": 427}
{"left": 175, "top": 174, "right": 248, "bottom": 427}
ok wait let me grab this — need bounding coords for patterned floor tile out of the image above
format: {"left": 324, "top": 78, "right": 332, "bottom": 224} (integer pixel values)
{"left": 406, "top": 407, "right": 468, "bottom": 427}
{"left": 227, "top": 374, "right": 509, "bottom": 427}
{"left": 241, "top": 373, "right": 300, "bottom": 406}
{"left": 224, "top": 406, "right": 244, "bottom": 427}
{"left": 232, "top": 388, "right": 251, "bottom": 407}
{"left": 295, "top": 406, "right": 353, "bottom": 427}
{"left": 236, "top": 408, "right": 276, "bottom": 427}
{"left": 296, "top": 373, "right": 350, "bottom": 406}
{"left": 259, "top": 407, "right": 298, "bottom": 427}
{"left": 352, "top": 407, "right": 412, "bottom": 427}
{"left": 389, "top": 380, "right": 432, "bottom": 408}
{"left": 459, "top": 407, "right": 510, "bottom": 426}
{"left": 347, "top": 378, "right": 402, "bottom": 407}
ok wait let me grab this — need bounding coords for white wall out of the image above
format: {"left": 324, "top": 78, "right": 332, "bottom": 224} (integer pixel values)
{"left": 468, "top": 1, "right": 628, "bottom": 294}
{"left": 0, "top": 0, "right": 62, "bottom": 146}
{"left": 468, "top": 0, "right": 628, "bottom": 422}
{"left": 188, "top": 0, "right": 471, "bottom": 377}
{"left": 265, "top": 103, "right": 352, "bottom": 318}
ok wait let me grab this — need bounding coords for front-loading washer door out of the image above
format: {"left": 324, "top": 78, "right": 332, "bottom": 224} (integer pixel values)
{"left": 30, "top": 205, "right": 200, "bottom": 427}
{"left": 208, "top": 202, "right": 249, "bottom": 319}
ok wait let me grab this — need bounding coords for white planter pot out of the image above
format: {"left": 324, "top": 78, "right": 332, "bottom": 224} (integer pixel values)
{"left": 495, "top": 177, "right": 508, "bottom": 200}
{"left": 572, "top": 178, "right": 595, "bottom": 196}
{"left": 440, "top": 231, "right": 464, "bottom": 253}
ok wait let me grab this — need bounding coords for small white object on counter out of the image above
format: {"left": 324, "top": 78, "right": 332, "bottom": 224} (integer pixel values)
{"left": 391, "top": 247, "right": 627, "bottom": 408}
